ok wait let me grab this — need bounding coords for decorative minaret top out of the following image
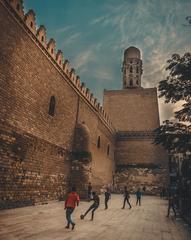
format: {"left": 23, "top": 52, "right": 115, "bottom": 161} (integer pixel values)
{"left": 122, "top": 46, "right": 143, "bottom": 89}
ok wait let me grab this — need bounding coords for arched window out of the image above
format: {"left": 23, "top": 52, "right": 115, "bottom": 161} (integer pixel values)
{"left": 41, "top": 36, "right": 44, "bottom": 42}
{"left": 130, "top": 66, "right": 133, "bottom": 73}
{"left": 107, "top": 145, "right": 110, "bottom": 156}
{"left": 48, "top": 96, "right": 56, "bottom": 116}
{"left": 30, "top": 21, "right": 33, "bottom": 28}
{"left": 136, "top": 67, "right": 139, "bottom": 73}
{"left": 130, "top": 79, "right": 133, "bottom": 86}
{"left": 97, "top": 136, "right": 101, "bottom": 148}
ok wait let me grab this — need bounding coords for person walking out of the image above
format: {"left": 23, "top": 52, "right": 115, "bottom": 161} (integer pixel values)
{"left": 87, "top": 182, "right": 92, "bottom": 201}
{"left": 81, "top": 192, "right": 100, "bottom": 221}
{"left": 166, "top": 193, "right": 176, "bottom": 217}
{"left": 122, "top": 186, "right": 132, "bottom": 209}
{"left": 160, "top": 187, "right": 166, "bottom": 199}
{"left": 65, "top": 186, "right": 80, "bottom": 230}
{"left": 104, "top": 188, "right": 111, "bottom": 209}
{"left": 136, "top": 188, "right": 142, "bottom": 206}
{"left": 162, "top": 187, "right": 166, "bottom": 198}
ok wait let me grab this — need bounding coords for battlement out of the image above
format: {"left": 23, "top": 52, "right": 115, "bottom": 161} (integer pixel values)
{"left": 116, "top": 131, "right": 156, "bottom": 140}
{"left": 1, "top": 0, "right": 115, "bottom": 133}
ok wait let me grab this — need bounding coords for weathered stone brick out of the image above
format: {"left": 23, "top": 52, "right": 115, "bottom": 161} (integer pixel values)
{"left": 0, "top": 0, "right": 115, "bottom": 209}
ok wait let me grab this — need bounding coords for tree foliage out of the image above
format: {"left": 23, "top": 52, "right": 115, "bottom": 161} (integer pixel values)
{"left": 154, "top": 120, "right": 191, "bottom": 152}
{"left": 154, "top": 53, "right": 191, "bottom": 152}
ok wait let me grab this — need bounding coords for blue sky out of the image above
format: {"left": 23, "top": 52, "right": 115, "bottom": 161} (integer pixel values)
{"left": 24, "top": 0, "right": 191, "bottom": 122}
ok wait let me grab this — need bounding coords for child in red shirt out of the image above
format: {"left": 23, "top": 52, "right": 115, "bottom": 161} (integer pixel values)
{"left": 65, "top": 186, "right": 80, "bottom": 230}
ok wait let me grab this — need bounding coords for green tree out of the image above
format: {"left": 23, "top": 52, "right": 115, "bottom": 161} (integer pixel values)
{"left": 154, "top": 52, "right": 191, "bottom": 153}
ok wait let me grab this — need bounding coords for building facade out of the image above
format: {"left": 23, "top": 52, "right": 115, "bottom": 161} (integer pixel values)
{"left": 104, "top": 47, "right": 168, "bottom": 193}
{"left": 0, "top": 0, "right": 168, "bottom": 209}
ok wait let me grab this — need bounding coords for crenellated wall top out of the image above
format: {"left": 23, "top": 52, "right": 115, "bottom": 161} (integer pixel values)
{"left": 2, "top": 0, "right": 115, "bottom": 133}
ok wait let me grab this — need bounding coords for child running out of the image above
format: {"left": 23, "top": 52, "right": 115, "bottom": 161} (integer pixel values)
{"left": 80, "top": 191, "right": 100, "bottom": 221}
{"left": 65, "top": 186, "right": 80, "bottom": 230}
{"left": 122, "top": 186, "right": 132, "bottom": 209}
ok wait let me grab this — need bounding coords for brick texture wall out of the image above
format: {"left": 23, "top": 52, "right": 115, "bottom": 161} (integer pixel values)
{"left": 0, "top": 123, "right": 70, "bottom": 209}
{"left": 103, "top": 88, "right": 160, "bottom": 131}
{"left": 0, "top": 2, "right": 79, "bottom": 148}
{"left": 116, "top": 139, "right": 167, "bottom": 166}
{"left": 115, "top": 168, "right": 169, "bottom": 194}
{"left": 0, "top": 1, "right": 115, "bottom": 208}
{"left": 103, "top": 75, "right": 168, "bottom": 194}
{"left": 78, "top": 100, "right": 115, "bottom": 192}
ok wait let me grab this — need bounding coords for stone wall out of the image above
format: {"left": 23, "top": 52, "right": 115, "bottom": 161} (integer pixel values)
{"left": 91, "top": 121, "right": 115, "bottom": 192}
{"left": 0, "top": 1, "right": 79, "bottom": 148}
{"left": 0, "top": 0, "right": 116, "bottom": 208}
{"left": 0, "top": 123, "right": 70, "bottom": 209}
{"left": 103, "top": 88, "right": 160, "bottom": 131}
{"left": 77, "top": 99, "right": 115, "bottom": 193}
{"left": 115, "top": 135, "right": 167, "bottom": 167}
{"left": 115, "top": 168, "right": 169, "bottom": 195}
{"left": 103, "top": 83, "right": 168, "bottom": 194}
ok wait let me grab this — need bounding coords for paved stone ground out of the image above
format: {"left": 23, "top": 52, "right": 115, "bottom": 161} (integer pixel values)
{"left": 0, "top": 195, "right": 191, "bottom": 240}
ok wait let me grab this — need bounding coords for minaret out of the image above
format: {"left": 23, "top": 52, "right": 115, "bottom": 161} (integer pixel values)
{"left": 122, "top": 46, "right": 143, "bottom": 89}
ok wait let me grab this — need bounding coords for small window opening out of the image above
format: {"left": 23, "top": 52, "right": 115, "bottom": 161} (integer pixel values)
{"left": 97, "top": 136, "right": 101, "bottom": 148}
{"left": 130, "top": 66, "right": 133, "bottom": 73}
{"left": 107, "top": 145, "right": 110, "bottom": 156}
{"left": 48, "top": 96, "right": 56, "bottom": 116}
{"left": 41, "top": 36, "right": 44, "bottom": 42}
{"left": 130, "top": 79, "right": 133, "bottom": 86}
{"left": 51, "top": 49, "right": 54, "bottom": 54}
{"left": 30, "top": 21, "right": 33, "bottom": 28}
{"left": 136, "top": 67, "right": 139, "bottom": 73}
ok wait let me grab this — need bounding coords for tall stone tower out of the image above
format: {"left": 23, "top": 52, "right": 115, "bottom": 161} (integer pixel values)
{"left": 122, "top": 46, "right": 142, "bottom": 89}
{"left": 103, "top": 47, "right": 168, "bottom": 193}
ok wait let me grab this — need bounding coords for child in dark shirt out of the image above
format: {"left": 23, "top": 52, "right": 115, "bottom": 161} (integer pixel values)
{"left": 81, "top": 192, "right": 100, "bottom": 220}
{"left": 104, "top": 188, "right": 111, "bottom": 209}
{"left": 122, "top": 186, "right": 132, "bottom": 209}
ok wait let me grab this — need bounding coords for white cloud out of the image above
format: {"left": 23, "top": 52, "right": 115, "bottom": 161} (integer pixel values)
{"left": 74, "top": 50, "right": 94, "bottom": 70}
{"left": 96, "top": 68, "right": 113, "bottom": 82}
{"left": 90, "top": 15, "right": 108, "bottom": 25}
{"left": 73, "top": 43, "right": 102, "bottom": 73}
{"left": 55, "top": 0, "right": 191, "bottom": 123}
{"left": 54, "top": 25, "right": 73, "bottom": 34}
{"left": 62, "top": 32, "right": 82, "bottom": 46}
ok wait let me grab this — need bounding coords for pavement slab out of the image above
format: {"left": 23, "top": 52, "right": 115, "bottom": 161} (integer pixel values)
{"left": 0, "top": 195, "right": 191, "bottom": 240}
